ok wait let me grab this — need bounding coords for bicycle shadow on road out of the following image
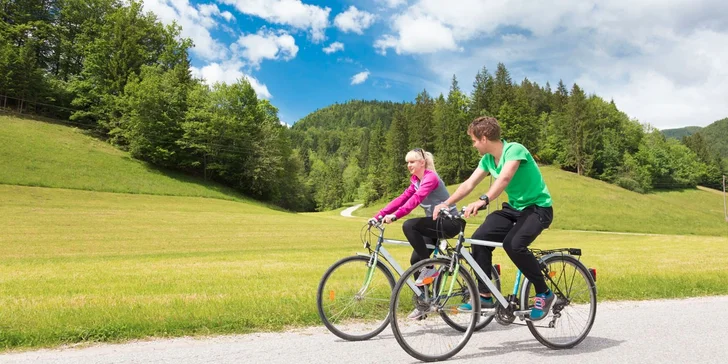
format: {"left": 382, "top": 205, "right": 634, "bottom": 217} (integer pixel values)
{"left": 450, "top": 336, "right": 624, "bottom": 361}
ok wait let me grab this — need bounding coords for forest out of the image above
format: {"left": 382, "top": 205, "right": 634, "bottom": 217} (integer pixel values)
{"left": 2, "top": 0, "right": 725, "bottom": 212}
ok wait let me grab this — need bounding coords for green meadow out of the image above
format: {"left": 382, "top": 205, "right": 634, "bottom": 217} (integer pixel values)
{"left": 1, "top": 116, "right": 727, "bottom": 351}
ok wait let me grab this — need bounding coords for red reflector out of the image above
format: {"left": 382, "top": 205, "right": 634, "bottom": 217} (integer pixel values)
{"left": 589, "top": 268, "right": 597, "bottom": 282}
{"left": 494, "top": 264, "right": 501, "bottom": 275}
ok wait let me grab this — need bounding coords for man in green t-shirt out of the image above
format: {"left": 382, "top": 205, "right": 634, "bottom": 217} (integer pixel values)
{"left": 433, "top": 116, "right": 555, "bottom": 320}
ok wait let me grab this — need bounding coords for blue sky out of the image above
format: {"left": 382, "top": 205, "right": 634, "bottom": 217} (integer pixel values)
{"left": 142, "top": 0, "right": 728, "bottom": 129}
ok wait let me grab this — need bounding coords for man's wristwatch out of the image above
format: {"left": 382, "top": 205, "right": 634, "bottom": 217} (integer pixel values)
{"left": 479, "top": 194, "right": 490, "bottom": 206}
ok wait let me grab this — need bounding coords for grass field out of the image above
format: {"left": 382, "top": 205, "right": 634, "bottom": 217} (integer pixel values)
{"left": 2, "top": 184, "right": 728, "bottom": 351}
{"left": 1, "top": 115, "right": 728, "bottom": 351}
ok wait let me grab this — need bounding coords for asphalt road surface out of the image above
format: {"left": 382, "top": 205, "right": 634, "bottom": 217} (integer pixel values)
{"left": 2, "top": 296, "right": 727, "bottom": 364}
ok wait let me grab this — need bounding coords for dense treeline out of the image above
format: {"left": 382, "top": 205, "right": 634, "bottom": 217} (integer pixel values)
{"left": 292, "top": 64, "right": 727, "bottom": 209}
{"left": 1, "top": 1, "right": 725, "bottom": 212}
{"left": 0, "top": 0, "right": 308, "bottom": 210}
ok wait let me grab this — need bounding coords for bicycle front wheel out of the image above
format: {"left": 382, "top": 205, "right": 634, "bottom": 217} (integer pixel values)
{"left": 316, "top": 255, "right": 395, "bottom": 341}
{"left": 390, "top": 258, "right": 478, "bottom": 362}
{"left": 440, "top": 264, "right": 501, "bottom": 332}
{"left": 521, "top": 254, "right": 597, "bottom": 349}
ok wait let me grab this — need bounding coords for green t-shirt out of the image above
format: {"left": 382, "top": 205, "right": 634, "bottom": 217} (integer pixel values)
{"left": 478, "top": 140, "right": 552, "bottom": 210}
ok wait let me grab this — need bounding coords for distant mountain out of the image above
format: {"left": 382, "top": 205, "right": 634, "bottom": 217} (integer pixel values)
{"left": 661, "top": 126, "right": 702, "bottom": 139}
{"left": 292, "top": 100, "right": 404, "bottom": 132}
{"left": 698, "top": 117, "right": 728, "bottom": 158}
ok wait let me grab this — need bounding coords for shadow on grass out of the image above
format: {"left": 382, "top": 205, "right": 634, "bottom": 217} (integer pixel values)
{"left": 136, "top": 162, "right": 291, "bottom": 212}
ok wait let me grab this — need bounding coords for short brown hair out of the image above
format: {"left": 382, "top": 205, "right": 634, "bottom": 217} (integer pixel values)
{"left": 468, "top": 116, "right": 500, "bottom": 141}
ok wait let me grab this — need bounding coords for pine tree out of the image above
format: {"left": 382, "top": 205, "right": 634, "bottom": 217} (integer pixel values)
{"left": 409, "top": 89, "right": 435, "bottom": 151}
{"left": 491, "top": 63, "right": 514, "bottom": 114}
{"left": 470, "top": 66, "right": 493, "bottom": 117}
{"left": 384, "top": 109, "right": 410, "bottom": 196}
{"left": 565, "top": 84, "right": 591, "bottom": 175}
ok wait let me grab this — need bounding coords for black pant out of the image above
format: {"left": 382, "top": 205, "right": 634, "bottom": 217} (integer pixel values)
{"left": 471, "top": 203, "right": 553, "bottom": 294}
{"left": 402, "top": 217, "right": 462, "bottom": 266}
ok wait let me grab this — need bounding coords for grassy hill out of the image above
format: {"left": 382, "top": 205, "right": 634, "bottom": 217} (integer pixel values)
{"left": 0, "top": 115, "right": 251, "bottom": 201}
{"left": 661, "top": 126, "right": 702, "bottom": 139}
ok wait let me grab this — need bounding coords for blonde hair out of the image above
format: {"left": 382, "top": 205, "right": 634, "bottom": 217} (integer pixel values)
{"left": 406, "top": 148, "right": 437, "bottom": 174}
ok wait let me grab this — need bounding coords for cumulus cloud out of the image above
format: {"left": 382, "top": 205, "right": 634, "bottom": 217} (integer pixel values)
{"left": 198, "top": 3, "right": 234, "bottom": 23}
{"left": 141, "top": 0, "right": 229, "bottom": 61}
{"left": 190, "top": 61, "right": 272, "bottom": 99}
{"left": 234, "top": 29, "right": 299, "bottom": 67}
{"left": 323, "top": 41, "right": 344, "bottom": 54}
{"left": 218, "top": 0, "right": 331, "bottom": 42}
{"left": 374, "top": 12, "right": 457, "bottom": 55}
{"left": 379, "top": 0, "right": 728, "bottom": 128}
{"left": 351, "top": 70, "right": 370, "bottom": 85}
{"left": 377, "top": 0, "right": 408, "bottom": 8}
{"left": 334, "top": 6, "right": 375, "bottom": 34}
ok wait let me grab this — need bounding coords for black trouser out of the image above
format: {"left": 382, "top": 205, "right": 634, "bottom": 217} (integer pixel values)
{"left": 402, "top": 217, "right": 462, "bottom": 266}
{"left": 471, "top": 203, "right": 553, "bottom": 294}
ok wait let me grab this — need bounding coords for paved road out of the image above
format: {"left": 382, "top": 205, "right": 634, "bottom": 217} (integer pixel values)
{"left": 2, "top": 296, "right": 727, "bottom": 364}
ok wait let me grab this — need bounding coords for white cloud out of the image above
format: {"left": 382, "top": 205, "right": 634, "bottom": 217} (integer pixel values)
{"left": 190, "top": 61, "right": 272, "bottom": 99}
{"left": 374, "top": 12, "right": 457, "bottom": 55}
{"left": 142, "top": 0, "right": 229, "bottom": 61}
{"left": 218, "top": 0, "right": 331, "bottom": 42}
{"left": 234, "top": 29, "right": 299, "bottom": 67}
{"left": 198, "top": 3, "right": 234, "bottom": 23}
{"left": 323, "top": 41, "right": 344, "bottom": 54}
{"left": 351, "top": 70, "right": 370, "bottom": 85}
{"left": 377, "top": 0, "right": 408, "bottom": 8}
{"left": 380, "top": 0, "right": 728, "bottom": 128}
{"left": 334, "top": 6, "right": 375, "bottom": 34}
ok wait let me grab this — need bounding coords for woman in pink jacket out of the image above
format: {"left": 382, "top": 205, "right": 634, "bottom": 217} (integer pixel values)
{"left": 371, "top": 148, "right": 460, "bottom": 269}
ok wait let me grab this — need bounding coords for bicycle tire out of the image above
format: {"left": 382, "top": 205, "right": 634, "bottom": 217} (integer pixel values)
{"left": 389, "top": 257, "right": 478, "bottom": 362}
{"left": 439, "top": 264, "right": 501, "bottom": 332}
{"left": 316, "top": 255, "right": 395, "bottom": 341}
{"left": 521, "top": 254, "right": 597, "bottom": 349}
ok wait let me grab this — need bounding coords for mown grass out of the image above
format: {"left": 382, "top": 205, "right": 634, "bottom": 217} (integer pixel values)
{"left": 1, "top": 185, "right": 727, "bottom": 351}
{"left": 0, "top": 115, "right": 249, "bottom": 202}
{"left": 354, "top": 166, "right": 728, "bottom": 236}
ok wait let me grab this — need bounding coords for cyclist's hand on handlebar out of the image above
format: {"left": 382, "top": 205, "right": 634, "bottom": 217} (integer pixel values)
{"left": 432, "top": 203, "right": 449, "bottom": 220}
{"left": 382, "top": 214, "right": 397, "bottom": 224}
{"left": 464, "top": 200, "right": 488, "bottom": 218}
{"left": 368, "top": 217, "right": 379, "bottom": 226}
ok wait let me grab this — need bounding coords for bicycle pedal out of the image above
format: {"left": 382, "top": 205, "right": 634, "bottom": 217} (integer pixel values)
{"left": 480, "top": 308, "right": 496, "bottom": 316}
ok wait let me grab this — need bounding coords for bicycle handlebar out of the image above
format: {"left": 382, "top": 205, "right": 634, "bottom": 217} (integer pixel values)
{"left": 368, "top": 215, "right": 397, "bottom": 227}
{"left": 438, "top": 204, "right": 487, "bottom": 220}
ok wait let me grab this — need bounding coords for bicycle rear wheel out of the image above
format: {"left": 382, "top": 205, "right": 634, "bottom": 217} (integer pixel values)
{"left": 521, "top": 254, "right": 597, "bottom": 349}
{"left": 390, "top": 258, "right": 478, "bottom": 362}
{"left": 316, "top": 255, "right": 395, "bottom": 341}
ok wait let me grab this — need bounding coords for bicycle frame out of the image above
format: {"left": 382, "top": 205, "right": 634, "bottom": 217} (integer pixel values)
{"left": 457, "top": 232, "right": 581, "bottom": 318}
{"left": 357, "top": 223, "right": 443, "bottom": 298}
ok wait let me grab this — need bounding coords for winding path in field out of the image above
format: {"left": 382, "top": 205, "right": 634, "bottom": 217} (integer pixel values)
{"left": 340, "top": 203, "right": 363, "bottom": 217}
{"left": 2, "top": 296, "right": 727, "bottom": 364}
